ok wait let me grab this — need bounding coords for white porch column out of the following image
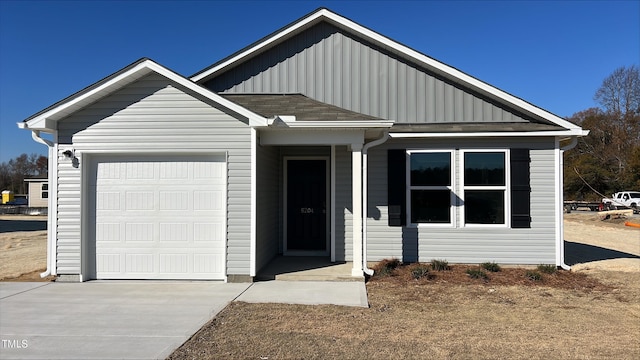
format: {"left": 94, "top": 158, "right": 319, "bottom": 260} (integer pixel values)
{"left": 351, "top": 143, "right": 363, "bottom": 277}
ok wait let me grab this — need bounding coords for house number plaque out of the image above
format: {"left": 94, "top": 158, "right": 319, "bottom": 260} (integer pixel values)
{"left": 300, "top": 207, "right": 314, "bottom": 214}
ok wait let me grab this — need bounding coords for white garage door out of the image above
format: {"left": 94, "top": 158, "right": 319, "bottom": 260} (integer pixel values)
{"left": 92, "top": 156, "right": 226, "bottom": 280}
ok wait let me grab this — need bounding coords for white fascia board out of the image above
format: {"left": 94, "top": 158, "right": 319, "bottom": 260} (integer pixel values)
{"left": 193, "top": 8, "right": 581, "bottom": 132}
{"left": 267, "top": 119, "right": 394, "bottom": 129}
{"left": 191, "top": 10, "right": 330, "bottom": 83}
{"left": 145, "top": 62, "right": 268, "bottom": 127}
{"left": 21, "top": 60, "right": 268, "bottom": 131}
{"left": 318, "top": 11, "right": 581, "bottom": 131}
{"left": 22, "top": 64, "right": 153, "bottom": 130}
{"left": 390, "top": 129, "right": 589, "bottom": 138}
{"left": 260, "top": 129, "right": 365, "bottom": 146}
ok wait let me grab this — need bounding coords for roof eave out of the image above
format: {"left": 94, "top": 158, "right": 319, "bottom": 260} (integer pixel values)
{"left": 19, "top": 59, "right": 269, "bottom": 132}
{"left": 261, "top": 117, "right": 394, "bottom": 129}
{"left": 389, "top": 128, "right": 589, "bottom": 138}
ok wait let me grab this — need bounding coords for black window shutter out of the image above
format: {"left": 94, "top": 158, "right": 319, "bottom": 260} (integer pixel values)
{"left": 387, "top": 149, "right": 406, "bottom": 226}
{"left": 511, "top": 149, "right": 531, "bottom": 228}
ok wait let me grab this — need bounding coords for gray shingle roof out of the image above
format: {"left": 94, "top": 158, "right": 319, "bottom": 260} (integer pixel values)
{"left": 220, "top": 94, "right": 381, "bottom": 121}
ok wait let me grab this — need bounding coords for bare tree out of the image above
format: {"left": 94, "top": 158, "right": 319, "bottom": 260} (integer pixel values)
{"left": 594, "top": 65, "right": 640, "bottom": 117}
{"left": 565, "top": 66, "right": 640, "bottom": 200}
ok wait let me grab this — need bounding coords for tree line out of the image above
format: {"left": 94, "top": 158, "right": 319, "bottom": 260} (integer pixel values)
{"left": 0, "top": 153, "right": 48, "bottom": 195}
{"left": 564, "top": 65, "right": 640, "bottom": 201}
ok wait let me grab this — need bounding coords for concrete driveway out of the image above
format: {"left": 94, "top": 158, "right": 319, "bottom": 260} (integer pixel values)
{"left": 0, "top": 281, "right": 250, "bottom": 360}
{"left": 0, "top": 280, "right": 368, "bottom": 359}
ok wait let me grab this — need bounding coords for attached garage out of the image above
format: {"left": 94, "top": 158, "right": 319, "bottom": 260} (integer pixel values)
{"left": 89, "top": 155, "right": 227, "bottom": 280}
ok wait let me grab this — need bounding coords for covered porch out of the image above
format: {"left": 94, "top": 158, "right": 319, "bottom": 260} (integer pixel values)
{"left": 239, "top": 94, "right": 393, "bottom": 280}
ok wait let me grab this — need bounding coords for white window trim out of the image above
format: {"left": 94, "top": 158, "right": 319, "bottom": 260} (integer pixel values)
{"left": 460, "top": 149, "right": 510, "bottom": 228}
{"left": 406, "top": 150, "right": 456, "bottom": 228}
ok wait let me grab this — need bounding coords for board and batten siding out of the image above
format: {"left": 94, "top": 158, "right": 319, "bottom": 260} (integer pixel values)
{"left": 205, "top": 22, "right": 530, "bottom": 124}
{"left": 56, "top": 73, "right": 252, "bottom": 277}
{"left": 366, "top": 137, "right": 557, "bottom": 265}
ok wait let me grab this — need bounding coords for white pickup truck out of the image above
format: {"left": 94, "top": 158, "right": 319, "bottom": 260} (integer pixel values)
{"left": 602, "top": 191, "right": 640, "bottom": 213}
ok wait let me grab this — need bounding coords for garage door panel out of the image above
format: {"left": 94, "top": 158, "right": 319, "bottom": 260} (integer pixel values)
{"left": 94, "top": 156, "right": 226, "bottom": 280}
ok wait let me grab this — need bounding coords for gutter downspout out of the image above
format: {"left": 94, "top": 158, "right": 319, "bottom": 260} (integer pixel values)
{"left": 29, "top": 130, "right": 57, "bottom": 278}
{"left": 558, "top": 136, "right": 578, "bottom": 271}
{"left": 361, "top": 130, "right": 390, "bottom": 276}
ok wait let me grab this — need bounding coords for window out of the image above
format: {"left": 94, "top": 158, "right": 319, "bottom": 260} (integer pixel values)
{"left": 408, "top": 151, "right": 453, "bottom": 224}
{"left": 41, "top": 183, "right": 48, "bottom": 199}
{"left": 462, "top": 151, "right": 507, "bottom": 225}
{"left": 394, "top": 148, "right": 527, "bottom": 228}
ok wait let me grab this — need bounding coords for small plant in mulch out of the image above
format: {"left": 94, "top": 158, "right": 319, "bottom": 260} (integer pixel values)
{"left": 374, "top": 258, "right": 401, "bottom": 277}
{"left": 430, "top": 259, "right": 451, "bottom": 271}
{"left": 410, "top": 264, "right": 432, "bottom": 280}
{"left": 480, "top": 262, "right": 501, "bottom": 272}
{"left": 466, "top": 268, "right": 489, "bottom": 280}
{"left": 525, "top": 270, "right": 543, "bottom": 281}
{"left": 537, "top": 264, "right": 557, "bottom": 274}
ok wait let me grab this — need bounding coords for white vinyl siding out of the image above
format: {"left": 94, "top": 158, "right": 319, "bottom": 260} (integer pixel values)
{"left": 56, "top": 73, "right": 251, "bottom": 278}
{"left": 335, "top": 146, "right": 352, "bottom": 261}
{"left": 255, "top": 144, "right": 280, "bottom": 272}
{"left": 366, "top": 137, "right": 557, "bottom": 265}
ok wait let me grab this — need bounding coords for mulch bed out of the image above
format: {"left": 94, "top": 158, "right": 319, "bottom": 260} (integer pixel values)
{"left": 368, "top": 260, "right": 611, "bottom": 291}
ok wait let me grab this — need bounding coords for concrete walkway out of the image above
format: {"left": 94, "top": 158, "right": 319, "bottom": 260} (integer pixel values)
{"left": 0, "top": 280, "right": 368, "bottom": 359}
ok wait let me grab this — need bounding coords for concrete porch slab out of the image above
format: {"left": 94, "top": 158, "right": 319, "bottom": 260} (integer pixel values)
{"left": 256, "top": 256, "right": 363, "bottom": 281}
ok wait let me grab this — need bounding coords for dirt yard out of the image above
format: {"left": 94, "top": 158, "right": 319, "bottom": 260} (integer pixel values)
{"left": 0, "top": 215, "right": 50, "bottom": 281}
{"left": 1, "top": 212, "right": 639, "bottom": 358}
{"left": 169, "top": 213, "right": 639, "bottom": 360}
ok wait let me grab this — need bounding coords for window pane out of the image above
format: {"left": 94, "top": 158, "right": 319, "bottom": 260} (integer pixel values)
{"left": 465, "top": 190, "right": 504, "bottom": 224}
{"left": 464, "top": 152, "right": 505, "bottom": 186}
{"left": 411, "top": 153, "right": 450, "bottom": 186}
{"left": 411, "top": 190, "right": 451, "bottom": 223}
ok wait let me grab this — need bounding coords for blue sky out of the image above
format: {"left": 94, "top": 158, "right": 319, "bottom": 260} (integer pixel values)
{"left": 0, "top": 0, "right": 638, "bottom": 162}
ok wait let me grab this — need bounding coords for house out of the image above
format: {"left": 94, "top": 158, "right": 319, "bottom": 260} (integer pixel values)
{"left": 24, "top": 175, "right": 49, "bottom": 208}
{"left": 18, "top": 8, "right": 587, "bottom": 282}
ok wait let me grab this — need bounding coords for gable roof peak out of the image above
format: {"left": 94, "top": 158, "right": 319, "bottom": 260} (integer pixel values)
{"left": 191, "top": 8, "right": 585, "bottom": 134}
{"left": 19, "top": 58, "right": 268, "bottom": 131}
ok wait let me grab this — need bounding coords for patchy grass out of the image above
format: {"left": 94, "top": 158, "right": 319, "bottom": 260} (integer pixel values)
{"left": 169, "top": 265, "right": 640, "bottom": 360}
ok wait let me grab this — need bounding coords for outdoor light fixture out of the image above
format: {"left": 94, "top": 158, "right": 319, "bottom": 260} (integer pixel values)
{"left": 62, "top": 150, "right": 74, "bottom": 158}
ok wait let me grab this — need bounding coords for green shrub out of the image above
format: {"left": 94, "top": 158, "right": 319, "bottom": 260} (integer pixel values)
{"left": 375, "top": 258, "right": 401, "bottom": 277}
{"left": 480, "top": 262, "right": 501, "bottom": 272}
{"left": 430, "top": 259, "right": 451, "bottom": 271}
{"left": 525, "top": 270, "right": 543, "bottom": 281}
{"left": 537, "top": 264, "right": 557, "bottom": 274}
{"left": 466, "top": 269, "right": 489, "bottom": 280}
{"left": 411, "top": 264, "right": 431, "bottom": 280}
